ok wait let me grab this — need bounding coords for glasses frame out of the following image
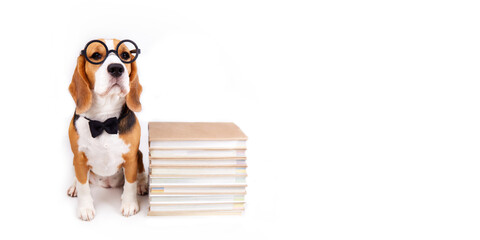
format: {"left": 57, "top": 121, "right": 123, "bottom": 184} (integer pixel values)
{"left": 80, "top": 39, "right": 141, "bottom": 65}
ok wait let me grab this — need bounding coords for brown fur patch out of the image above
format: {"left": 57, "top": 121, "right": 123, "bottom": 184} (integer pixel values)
{"left": 69, "top": 56, "right": 93, "bottom": 114}
{"left": 69, "top": 117, "right": 90, "bottom": 184}
{"left": 119, "top": 117, "right": 142, "bottom": 183}
{"left": 126, "top": 61, "right": 142, "bottom": 112}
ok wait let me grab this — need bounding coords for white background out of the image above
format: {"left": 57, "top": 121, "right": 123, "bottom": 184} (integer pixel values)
{"left": 0, "top": 0, "right": 479, "bottom": 239}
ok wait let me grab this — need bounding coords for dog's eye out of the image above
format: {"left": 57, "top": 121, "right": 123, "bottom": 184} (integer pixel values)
{"left": 91, "top": 52, "right": 102, "bottom": 60}
{"left": 121, "top": 52, "right": 130, "bottom": 60}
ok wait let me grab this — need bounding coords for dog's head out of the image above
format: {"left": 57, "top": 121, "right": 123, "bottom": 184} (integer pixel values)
{"left": 69, "top": 39, "right": 142, "bottom": 114}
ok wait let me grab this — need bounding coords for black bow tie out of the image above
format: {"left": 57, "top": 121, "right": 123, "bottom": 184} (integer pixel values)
{"left": 84, "top": 117, "right": 119, "bottom": 138}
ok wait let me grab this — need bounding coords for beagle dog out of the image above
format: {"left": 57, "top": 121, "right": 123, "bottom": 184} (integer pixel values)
{"left": 67, "top": 39, "right": 147, "bottom": 221}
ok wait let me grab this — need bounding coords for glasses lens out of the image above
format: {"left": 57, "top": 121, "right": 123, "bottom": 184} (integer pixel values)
{"left": 117, "top": 40, "right": 138, "bottom": 63}
{"left": 85, "top": 41, "right": 107, "bottom": 64}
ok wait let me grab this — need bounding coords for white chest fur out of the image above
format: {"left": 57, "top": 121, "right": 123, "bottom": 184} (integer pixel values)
{"left": 76, "top": 117, "right": 130, "bottom": 176}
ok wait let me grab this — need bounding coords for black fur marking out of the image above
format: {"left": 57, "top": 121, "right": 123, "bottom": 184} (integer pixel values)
{"left": 118, "top": 105, "right": 136, "bottom": 134}
{"left": 73, "top": 112, "right": 80, "bottom": 131}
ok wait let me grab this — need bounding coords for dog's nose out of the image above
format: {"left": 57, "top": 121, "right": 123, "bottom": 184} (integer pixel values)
{"left": 107, "top": 63, "right": 124, "bottom": 78}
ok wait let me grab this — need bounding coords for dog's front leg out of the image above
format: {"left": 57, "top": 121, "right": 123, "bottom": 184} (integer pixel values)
{"left": 121, "top": 155, "right": 139, "bottom": 216}
{"left": 74, "top": 153, "right": 95, "bottom": 221}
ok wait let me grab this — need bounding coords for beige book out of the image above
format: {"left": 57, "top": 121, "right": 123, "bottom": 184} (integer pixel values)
{"left": 150, "top": 149, "right": 246, "bottom": 158}
{"left": 150, "top": 185, "right": 247, "bottom": 194}
{"left": 149, "top": 122, "right": 247, "bottom": 141}
{"left": 149, "top": 176, "right": 247, "bottom": 185}
{"left": 149, "top": 158, "right": 247, "bottom": 167}
{"left": 147, "top": 209, "right": 244, "bottom": 216}
{"left": 148, "top": 191, "right": 247, "bottom": 195}
{"left": 149, "top": 194, "right": 246, "bottom": 204}
{"left": 150, "top": 140, "right": 246, "bottom": 150}
{"left": 149, "top": 202, "right": 245, "bottom": 212}
{"left": 149, "top": 166, "right": 247, "bottom": 175}
{"left": 150, "top": 173, "right": 247, "bottom": 178}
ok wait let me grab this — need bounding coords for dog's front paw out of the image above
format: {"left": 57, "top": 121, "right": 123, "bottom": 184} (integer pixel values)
{"left": 121, "top": 200, "right": 139, "bottom": 217}
{"left": 137, "top": 173, "right": 148, "bottom": 195}
{"left": 77, "top": 205, "right": 95, "bottom": 221}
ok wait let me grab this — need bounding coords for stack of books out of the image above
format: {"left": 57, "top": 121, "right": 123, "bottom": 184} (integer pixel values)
{"left": 147, "top": 122, "right": 248, "bottom": 216}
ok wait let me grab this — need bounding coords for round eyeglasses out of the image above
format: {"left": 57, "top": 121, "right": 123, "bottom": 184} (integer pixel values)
{"left": 80, "top": 39, "right": 141, "bottom": 65}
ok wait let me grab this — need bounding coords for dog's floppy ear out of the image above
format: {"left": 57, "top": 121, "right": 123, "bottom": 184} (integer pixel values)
{"left": 69, "top": 55, "right": 92, "bottom": 114}
{"left": 126, "top": 60, "right": 142, "bottom": 112}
